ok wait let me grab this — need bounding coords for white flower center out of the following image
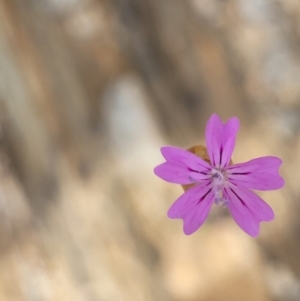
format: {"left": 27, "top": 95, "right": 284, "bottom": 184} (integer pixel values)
{"left": 211, "top": 169, "right": 228, "bottom": 206}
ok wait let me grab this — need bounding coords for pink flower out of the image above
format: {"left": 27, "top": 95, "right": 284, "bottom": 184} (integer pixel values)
{"left": 154, "top": 114, "right": 285, "bottom": 237}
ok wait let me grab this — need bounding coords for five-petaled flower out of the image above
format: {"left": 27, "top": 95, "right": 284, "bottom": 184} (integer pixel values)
{"left": 154, "top": 114, "right": 285, "bottom": 237}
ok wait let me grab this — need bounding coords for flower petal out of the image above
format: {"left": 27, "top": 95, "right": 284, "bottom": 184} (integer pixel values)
{"left": 224, "top": 184, "right": 274, "bottom": 237}
{"left": 168, "top": 182, "right": 214, "bottom": 235}
{"left": 221, "top": 117, "right": 240, "bottom": 168}
{"left": 205, "top": 114, "right": 222, "bottom": 167}
{"left": 154, "top": 146, "right": 212, "bottom": 184}
{"left": 154, "top": 162, "right": 211, "bottom": 184}
{"left": 161, "top": 146, "right": 211, "bottom": 170}
{"left": 205, "top": 114, "right": 240, "bottom": 169}
{"left": 227, "top": 157, "right": 285, "bottom": 191}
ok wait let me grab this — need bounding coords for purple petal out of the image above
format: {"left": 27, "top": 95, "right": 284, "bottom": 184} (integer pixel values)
{"left": 221, "top": 117, "right": 240, "bottom": 168}
{"left": 154, "top": 162, "right": 211, "bottom": 184}
{"left": 161, "top": 146, "right": 211, "bottom": 170}
{"left": 224, "top": 184, "right": 275, "bottom": 237}
{"left": 168, "top": 182, "right": 214, "bottom": 235}
{"left": 154, "top": 146, "right": 212, "bottom": 184}
{"left": 205, "top": 114, "right": 222, "bottom": 167}
{"left": 227, "top": 157, "right": 285, "bottom": 191}
{"left": 205, "top": 114, "right": 240, "bottom": 169}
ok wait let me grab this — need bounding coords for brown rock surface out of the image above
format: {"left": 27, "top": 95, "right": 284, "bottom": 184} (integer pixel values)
{"left": 0, "top": 0, "right": 298, "bottom": 300}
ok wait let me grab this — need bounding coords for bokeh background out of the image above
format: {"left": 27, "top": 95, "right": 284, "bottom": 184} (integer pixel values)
{"left": 0, "top": 0, "right": 299, "bottom": 300}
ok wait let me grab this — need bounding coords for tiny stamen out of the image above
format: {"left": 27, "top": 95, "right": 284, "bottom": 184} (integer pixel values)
{"left": 215, "top": 196, "right": 228, "bottom": 207}
{"left": 211, "top": 169, "right": 228, "bottom": 206}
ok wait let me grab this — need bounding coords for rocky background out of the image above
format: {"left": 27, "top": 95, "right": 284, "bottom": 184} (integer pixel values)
{"left": 0, "top": 0, "right": 299, "bottom": 300}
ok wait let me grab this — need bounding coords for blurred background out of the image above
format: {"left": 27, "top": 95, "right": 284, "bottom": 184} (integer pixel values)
{"left": 0, "top": 0, "right": 299, "bottom": 300}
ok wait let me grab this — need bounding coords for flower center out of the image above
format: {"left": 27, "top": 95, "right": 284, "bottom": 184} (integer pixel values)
{"left": 211, "top": 169, "right": 228, "bottom": 206}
